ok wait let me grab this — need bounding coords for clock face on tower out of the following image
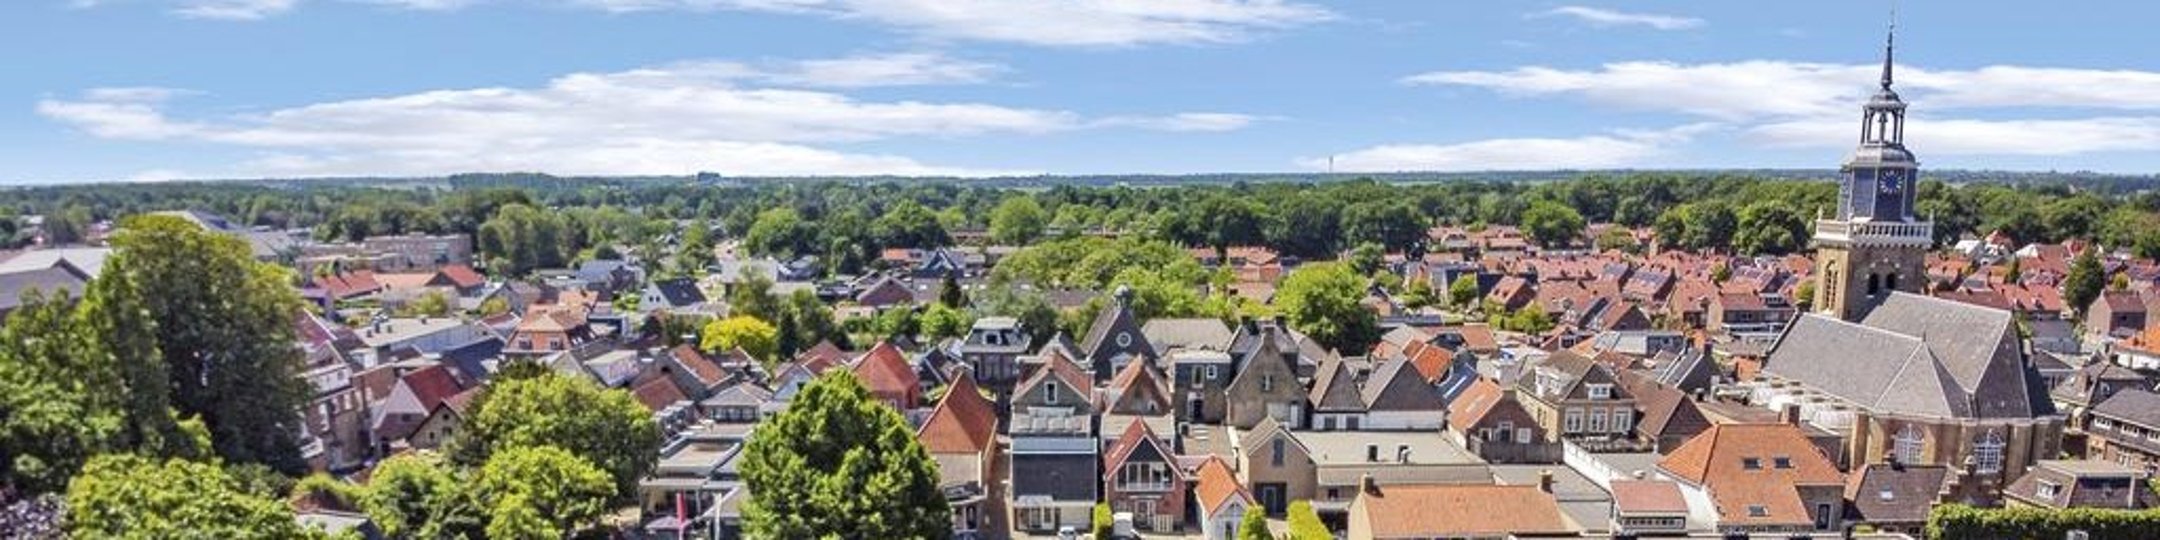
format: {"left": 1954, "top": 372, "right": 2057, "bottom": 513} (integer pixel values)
{"left": 1878, "top": 169, "right": 1903, "bottom": 195}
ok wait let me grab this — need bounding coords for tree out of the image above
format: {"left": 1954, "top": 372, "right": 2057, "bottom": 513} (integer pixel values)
{"left": 1401, "top": 275, "right": 1437, "bottom": 310}
{"left": 921, "top": 304, "right": 975, "bottom": 341}
{"left": 1276, "top": 262, "right": 1378, "bottom": 354}
{"left": 1348, "top": 242, "right": 1385, "bottom": 275}
{"left": 703, "top": 315, "right": 780, "bottom": 363}
{"left": 989, "top": 196, "right": 1049, "bottom": 245}
{"left": 873, "top": 201, "right": 950, "bottom": 249}
{"left": 1288, "top": 500, "right": 1329, "bottom": 540}
{"left": 937, "top": 274, "right": 967, "bottom": 308}
{"left": 1092, "top": 502, "right": 1114, "bottom": 540}
{"left": 476, "top": 203, "right": 571, "bottom": 277}
{"left": 1448, "top": 274, "right": 1480, "bottom": 309}
{"left": 361, "top": 453, "right": 480, "bottom": 539}
{"left": 1270, "top": 197, "right": 1344, "bottom": 259}
{"left": 1594, "top": 227, "right": 1640, "bottom": 253}
{"left": 674, "top": 218, "right": 714, "bottom": 277}
{"left": 0, "top": 292, "right": 126, "bottom": 494}
{"left": 65, "top": 455, "right": 309, "bottom": 539}
{"left": 740, "top": 372, "right": 948, "bottom": 539}
{"left": 1734, "top": 203, "right": 1808, "bottom": 256}
{"left": 744, "top": 208, "right": 814, "bottom": 259}
{"left": 98, "top": 214, "right": 312, "bottom": 473}
{"left": 1340, "top": 200, "right": 1425, "bottom": 253}
{"left": 2065, "top": 248, "right": 2107, "bottom": 319}
{"left": 1521, "top": 201, "right": 1587, "bottom": 248}
{"left": 971, "top": 287, "right": 1060, "bottom": 345}
{"left": 449, "top": 372, "right": 661, "bottom": 498}
{"left": 474, "top": 446, "right": 613, "bottom": 538}
{"left": 402, "top": 290, "right": 453, "bottom": 318}
{"left": 477, "top": 296, "right": 511, "bottom": 317}
{"left": 726, "top": 274, "right": 782, "bottom": 322}
{"left": 1508, "top": 304, "right": 1556, "bottom": 335}
{"left": 1237, "top": 506, "right": 1270, "bottom": 540}
{"left": 1681, "top": 201, "right": 1738, "bottom": 251}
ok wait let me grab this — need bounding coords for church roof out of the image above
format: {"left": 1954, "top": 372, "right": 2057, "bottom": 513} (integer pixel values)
{"left": 1766, "top": 293, "right": 2044, "bottom": 419}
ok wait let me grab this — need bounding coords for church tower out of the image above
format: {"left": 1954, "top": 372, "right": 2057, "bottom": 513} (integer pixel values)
{"left": 1812, "top": 22, "right": 1931, "bottom": 322}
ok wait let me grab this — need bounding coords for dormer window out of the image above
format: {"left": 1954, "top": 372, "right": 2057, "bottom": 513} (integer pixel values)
{"left": 1742, "top": 457, "right": 1763, "bottom": 470}
{"left": 2037, "top": 480, "right": 2060, "bottom": 500}
{"left": 1586, "top": 383, "right": 1612, "bottom": 400}
{"left": 1773, "top": 457, "right": 1794, "bottom": 469}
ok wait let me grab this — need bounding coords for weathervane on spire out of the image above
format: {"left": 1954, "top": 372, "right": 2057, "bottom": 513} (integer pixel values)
{"left": 1880, "top": 0, "right": 1898, "bottom": 90}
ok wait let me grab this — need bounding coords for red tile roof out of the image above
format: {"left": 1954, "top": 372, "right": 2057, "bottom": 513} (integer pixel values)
{"left": 917, "top": 376, "right": 996, "bottom": 454}
{"left": 1659, "top": 423, "right": 1844, "bottom": 526}
{"left": 399, "top": 365, "right": 466, "bottom": 413}
{"left": 852, "top": 341, "right": 920, "bottom": 405}
{"left": 1356, "top": 484, "right": 1573, "bottom": 537}
{"left": 1610, "top": 479, "right": 1689, "bottom": 514}
{"left": 1193, "top": 456, "right": 1250, "bottom": 511}
{"left": 631, "top": 376, "right": 688, "bottom": 412}
{"left": 437, "top": 264, "right": 486, "bottom": 290}
{"left": 313, "top": 270, "right": 382, "bottom": 300}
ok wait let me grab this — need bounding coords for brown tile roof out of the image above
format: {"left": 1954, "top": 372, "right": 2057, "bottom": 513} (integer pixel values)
{"left": 1103, "top": 419, "right": 1177, "bottom": 477}
{"left": 374, "top": 272, "right": 438, "bottom": 292}
{"left": 1021, "top": 348, "right": 1093, "bottom": 407}
{"left": 1658, "top": 423, "right": 1843, "bottom": 526}
{"left": 437, "top": 264, "right": 486, "bottom": 290}
{"left": 1107, "top": 357, "right": 1171, "bottom": 414}
{"left": 1446, "top": 377, "right": 1510, "bottom": 427}
{"left": 852, "top": 341, "right": 919, "bottom": 399}
{"left": 916, "top": 376, "right": 996, "bottom": 454}
{"left": 1192, "top": 456, "right": 1250, "bottom": 511}
{"left": 313, "top": 270, "right": 382, "bottom": 299}
{"left": 1610, "top": 479, "right": 1689, "bottom": 514}
{"left": 796, "top": 340, "right": 848, "bottom": 366}
{"left": 631, "top": 375, "right": 688, "bottom": 412}
{"left": 399, "top": 364, "right": 467, "bottom": 413}
{"left": 669, "top": 344, "right": 728, "bottom": 387}
{"left": 1403, "top": 340, "right": 1454, "bottom": 384}
{"left": 1356, "top": 484, "right": 1573, "bottom": 537}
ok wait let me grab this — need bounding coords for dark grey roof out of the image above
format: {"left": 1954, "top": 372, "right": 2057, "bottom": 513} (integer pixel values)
{"left": 1650, "top": 347, "right": 1717, "bottom": 394}
{"left": 1308, "top": 356, "right": 1366, "bottom": 412}
{"left": 1767, "top": 314, "right": 1965, "bottom": 417}
{"left": 2093, "top": 389, "right": 2160, "bottom": 429}
{"left": 649, "top": 278, "right": 706, "bottom": 307}
{"left": 437, "top": 337, "right": 504, "bottom": 383}
{"left": 1361, "top": 357, "right": 1444, "bottom": 412}
{"left": 1767, "top": 293, "right": 2043, "bottom": 420}
{"left": 0, "top": 266, "right": 87, "bottom": 313}
{"left": 1845, "top": 463, "right": 1948, "bottom": 524}
{"left": 1009, "top": 441, "right": 1098, "bottom": 502}
{"left": 1858, "top": 293, "right": 2038, "bottom": 418}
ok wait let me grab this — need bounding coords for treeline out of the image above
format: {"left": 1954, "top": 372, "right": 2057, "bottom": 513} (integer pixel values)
{"left": 8, "top": 172, "right": 2160, "bottom": 274}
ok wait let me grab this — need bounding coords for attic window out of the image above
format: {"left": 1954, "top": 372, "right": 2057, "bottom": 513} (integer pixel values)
{"left": 2037, "top": 480, "right": 2060, "bottom": 500}
{"left": 1045, "top": 382, "right": 1060, "bottom": 405}
{"left": 1742, "top": 457, "right": 1763, "bottom": 470}
{"left": 1773, "top": 457, "right": 1794, "bottom": 470}
{"left": 1747, "top": 505, "right": 1769, "bottom": 518}
{"left": 1587, "top": 384, "right": 1613, "bottom": 400}
{"left": 1879, "top": 488, "right": 1896, "bottom": 501}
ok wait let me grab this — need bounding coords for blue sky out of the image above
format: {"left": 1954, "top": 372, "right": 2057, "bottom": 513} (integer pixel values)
{"left": 7, "top": 0, "right": 2160, "bottom": 182}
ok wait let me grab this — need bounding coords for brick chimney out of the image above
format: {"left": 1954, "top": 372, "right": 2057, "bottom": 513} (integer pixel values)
{"left": 1538, "top": 470, "right": 1555, "bottom": 494}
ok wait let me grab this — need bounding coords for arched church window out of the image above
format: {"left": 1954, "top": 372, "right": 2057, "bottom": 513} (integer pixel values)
{"left": 1893, "top": 424, "right": 1924, "bottom": 464}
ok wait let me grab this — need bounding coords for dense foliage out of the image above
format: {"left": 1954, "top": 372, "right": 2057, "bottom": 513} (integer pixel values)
{"left": 739, "top": 371, "right": 947, "bottom": 539}
{"left": 1928, "top": 503, "right": 2160, "bottom": 540}
{"left": 1287, "top": 500, "right": 1330, "bottom": 540}
{"left": 64, "top": 455, "right": 314, "bottom": 539}
{"left": 448, "top": 372, "right": 662, "bottom": 498}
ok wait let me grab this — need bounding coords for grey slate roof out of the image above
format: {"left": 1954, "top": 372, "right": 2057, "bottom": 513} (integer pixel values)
{"left": 1361, "top": 357, "right": 1445, "bottom": 412}
{"left": 648, "top": 278, "right": 707, "bottom": 308}
{"left": 0, "top": 265, "right": 87, "bottom": 313}
{"left": 2092, "top": 389, "right": 2160, "bottom": 429}
{"left": 1010, "top": 438, "right": 1099, "bottom": 502}
{"left": 1308, "top": 356, "right": 1366, "bottom": 412}
{"left": 1142, "top": 318, "right": 1235, "bottom": 353}
{"left": 1766, "top": 292, "right": 2045, "bottom": 420}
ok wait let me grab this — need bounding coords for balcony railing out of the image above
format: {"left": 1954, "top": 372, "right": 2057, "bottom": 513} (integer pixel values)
{"left": 1814, "top": 220, "right": 1933, "bottom": 247}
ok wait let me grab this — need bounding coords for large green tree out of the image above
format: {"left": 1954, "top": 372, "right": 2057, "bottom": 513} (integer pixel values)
{"left": 1734, "top": 203, "right": 1809, "bottom": 256}
{"left": 474, "top": 446, "right": 614, "bottom": 539}
{"left": 740, "top": 372, "right": 948, "bottom": 539}
{"left": 988, "top": 196, "right": 1049, "bottom": 245}
{"left": 100, "top": 214, "right": 312, "bottom": 473}
{"left": 2065, "top": 249, "right": 2107, "bottom": 319}
{"left": 65, "top": 455, "right": 312, "bottom": 539}
{"left": 1520, "top": 201, "right": 1586, "bottom": 248}
{"left": 449, "top": 372, "right": 662, "bottom": 498}
{"left": 361, "top": 453, "right": 481, "bottom": 540}
{"left": 1275, "top": 262, "right": 1378, "bottom": 354}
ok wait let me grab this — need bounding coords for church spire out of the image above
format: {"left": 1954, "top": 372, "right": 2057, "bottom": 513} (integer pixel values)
{"left": 1879, "top": 12, "right": 1896, "bottom": 90}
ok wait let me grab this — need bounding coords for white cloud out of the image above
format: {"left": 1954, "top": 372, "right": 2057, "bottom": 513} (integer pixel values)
{"left": 1750, "top": 117, "right": 2160, "bottom": 156}
{"left": 1097, "top": 112, "right": 1263, "bottom": 132}
{"left": 38, "top": 58, "right": 1254, "bottom": 177}
{"left": 1530, "top": 6, "right": 1703, "bottom": 31}
{"left": 106, "top": 0, "right": 1333, "bottom": 47}
{"left": 741, "top": 52, "right": 1004, "bottom": 88}
{"left": 1408, "top": 60, "right": 2160, "bottom": 157}
{"left": 1304, "top": 124, "right": 1717, "bottom": 172}
{"left": 174, "top": 0, "right": 296, "bottom": 19}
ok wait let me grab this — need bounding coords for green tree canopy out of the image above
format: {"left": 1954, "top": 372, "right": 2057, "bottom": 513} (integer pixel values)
{"left": 474, "top": 446, "right": 613, "bottom": 538}
{"left": 449, "top": 372, "right": 661, "bottom": 498}
{"left": 1276, "top": 262, "right": 1379, "bottom": 353}
{"left": 703, "top": 315, "right": 780, "bottom": 364}
{"left": 2065, "top": 248, "right": 2107, "bottom": 318}
{"left": 1521, "top": 201, "right": 1586, "bottom": 248}
{"left": 100, "top": 214, "right": 312, "bottom": 472}
{"left": 361, "top": 453, "right": 481, "bottom": 539}
{"left": 65, "top": 455, "right": 311, "bottom": 539}
{"left": 989, "top": 196, "right": 1049, "bottom": 245}
{"left": 740, "top": 372, "right": 948, "bottom": 539}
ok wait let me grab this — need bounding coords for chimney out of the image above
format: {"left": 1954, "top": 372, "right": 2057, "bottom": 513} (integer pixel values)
{"left": 1538, "top": 470, "right": 1556, "bottom": 494}
{"left": 1780, "top": 403, "right": 1802, "bottom": 425}
{"left": 1359, "top": 473, "right": 1378, "bottom": 496}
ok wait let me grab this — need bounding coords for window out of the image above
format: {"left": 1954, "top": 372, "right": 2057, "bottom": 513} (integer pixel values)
{"left": 1742, "top": 457, "right": 1763, "bottom": 470}
{"left": 1498, "top": 421, "right": 1514, "bottom": 435}
{"left": 1773, "top": 457, "right": 1794, "bottom": 469}
{"left": 1206, "top": 365, "right": 1219, "bottom": 381}
{"left": 1045, "top": 382, "right": 1060, "bottom": 405}
{"left": 1516, "top": 428, "right": 1533, "bottom": 444}
{"left": 1893, "top": 425, "right": 1925, "bottom": 464}
{"left": 1271, "top": 438, "right": 1285, "bottom": 467}
{"left": 1564, "top": 409, "right": 1583, "bottom": 432}
{"left": 2037, "top": 480, "right": 2060, "bottom": 500}
{"left": 1879, "top": 488, "right": 1896, "bottom": 501}
{"left": 1589, "top": 408, "right": 1608, "bottom": 433}
{"left": 1973, "top": 430, "right": 2005, "bottom": 474}
{"left": 1613, "top": 407, "right": 1633, "bottom": 432}
{"left": 1747, "top": 505, "right": 1769, "bottom": 518}
{"left": 1479, "top": 428, "right": 1495, "bottom": 441}
{"left": 1587, "top": 383, "right": 1613, "bottom": 400}
{"left": 1117, "top": 332, "right": 1133, "bottom": 348}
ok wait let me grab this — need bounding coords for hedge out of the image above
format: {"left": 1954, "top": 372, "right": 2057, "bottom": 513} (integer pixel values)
{"left": 1093, "top": 502, "right": 1114, "bottom": 539}
{"left": 1928, "top": 503, "right": 2160, "bottom": 539}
